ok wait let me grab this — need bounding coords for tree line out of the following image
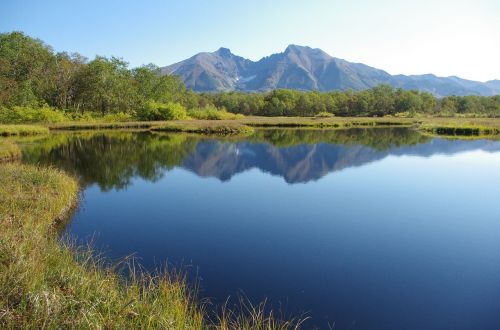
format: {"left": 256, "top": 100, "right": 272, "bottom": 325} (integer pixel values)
{"left": 1, "top": 31, "right": 499, "bottom": 121}
{"left": 203, "top": 87, "right": 500, "bottom": 117}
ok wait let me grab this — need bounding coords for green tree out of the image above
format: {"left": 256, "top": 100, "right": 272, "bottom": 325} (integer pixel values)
{"left": 47, "top": 52, "right": 87, "bottom": 109}
{"left": 73, "top": 56, "right": 137, "bottom": 114}
{"left": 132, "top": 64, "right": 191, "bottom": 106}
{"left": 0, "top": 31, "right": 54, "bottom": 106}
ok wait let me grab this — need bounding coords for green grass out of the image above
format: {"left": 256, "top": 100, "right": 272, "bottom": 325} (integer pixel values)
{"left": 45, "top": 116, "right": 417, "bottom": 132}
{"left": 0, "top": 164, "right": 203, "bottom": 328}
{"left": 48, "top": 121, "right": 155, "bottom": 131}
{"left": 152, "top": 121, "right": 255, "bottom": 135}
{"left": 417, "top": 118, "right": 500, "bottom": 137}
{"left": 14, "top": 116, "right": 500, "bottom": 139}
{"left": 0, "top": 140, "right": 21, "bottom": 161}
{"left": 0, "top": 164, "right": 300, "bottom": 329}
{"left": 0, "top": 124, "right": 49, "bottom": 136}
{"left": 240, "top": 116, "right": 416, "bottom": 128}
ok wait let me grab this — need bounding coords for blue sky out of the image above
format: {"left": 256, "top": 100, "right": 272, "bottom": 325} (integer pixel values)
{"left": 1, "top": 0, "right": 499, "bottom": 81}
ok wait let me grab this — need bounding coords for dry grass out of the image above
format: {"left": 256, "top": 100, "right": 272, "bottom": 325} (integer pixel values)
{"left": 0, "top": 164, "right": 203, "bottom": 328}
{"left": 214, "top": 297, "right": 307, "bottom": 330}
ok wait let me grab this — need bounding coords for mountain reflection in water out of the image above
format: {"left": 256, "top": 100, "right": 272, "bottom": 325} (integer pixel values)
{"left": 21, "top": 128, "right": 500, "bottom": 188}
{"left": 19, "top": 127, "right": 500, "bottom": 329}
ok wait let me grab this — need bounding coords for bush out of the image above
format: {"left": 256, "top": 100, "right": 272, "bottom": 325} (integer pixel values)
{"left": 314, "top": 111, "right": 335, "bottom": 118}
{"left": 393, "top": 111, "right": 414, "bottom": 118}
{"left": 102, "top": 112, "right": 134, "bottom": 122}
{"left": 137, "top": 102, "right": 188, "bottom": 121}
{"left": 0, "top": 106, "right": 67, "bottom": 124}
{"left": 188, "top": 106, "right": 244, "bottom": 120}
{"left": 65, "top": 111, "right": 99, "bottom": 122}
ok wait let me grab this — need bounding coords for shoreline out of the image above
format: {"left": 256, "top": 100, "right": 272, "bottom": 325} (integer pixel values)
{"left": 38, "top": 116, "right": 500, "bottom": 138}
{"left": 0, "top": 163, "right": 205, "bottom": 328}
{"left": 0, "top": 163, "right": 301, "bottom": 328}
{"left": 2, "top": 116, "right": 499, "bottom": 163}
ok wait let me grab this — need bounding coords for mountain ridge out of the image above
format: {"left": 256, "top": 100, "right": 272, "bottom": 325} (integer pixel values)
{"left": 161, "top": 45, "right": 500, "bottom": 96}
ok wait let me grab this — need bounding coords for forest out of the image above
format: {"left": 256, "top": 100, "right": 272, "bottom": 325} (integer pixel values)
{"left": 1, "top": 31, "right": 499, "bottom": 124}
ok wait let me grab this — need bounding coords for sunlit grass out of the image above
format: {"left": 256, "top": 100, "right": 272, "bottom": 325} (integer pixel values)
{"left": 0, "top": 124, "right": 49, "bottom": 136}
{"left": 418, "top": 118, "right": 500, "bottom": 137}
{"left": 188, "top": 107, "right": 245, "bottom": 120}
{"left": 152, "top": 121, "right": 255, "bottom": 135}
{"left": 38, "top": 116, "right": 500, "bottom": 139}
{"left": 0, "top": 140, "right": 21, "bottom": 161}
{"left": 213, "top": 297, "right": 307, "bottom": 330}
{"left": 0, "top": 164, "right": 203, "bottom": 328}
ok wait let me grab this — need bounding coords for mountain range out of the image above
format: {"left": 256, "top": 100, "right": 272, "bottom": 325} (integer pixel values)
{"left": 161, "top": 45, "right": 500, "bottom": 96}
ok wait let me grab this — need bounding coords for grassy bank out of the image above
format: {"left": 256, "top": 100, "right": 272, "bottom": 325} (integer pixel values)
{"left": 418, "top": 117, "right": 500, "bottom": 137}
{"left": 0, "top": 164, "right": 301, "bottom": 329}
{"left": 241, "top": 116, "right": 416, "bottom": 128}
{"left": 150, "top": 116, "right": 500, "bottom": 138}
{"left": 0, "top": 140, "right": 21, "bottom": 161}
{"left": 0, "top": 124, "right": 49, "bottom": 136}
{"left": 6, "top": 116, "right": 500, "bottom": 138}
{"left": 45, "top": 116, "right": 416, "bottom": 138}
{"left": 152, "top": 121, "right": 255, "bottom": 135}
{"left": 0, "top": 164, "right": 204, "bottom": 328}
{"left": 47, "top": 121, "right": 155, "bottom": 131}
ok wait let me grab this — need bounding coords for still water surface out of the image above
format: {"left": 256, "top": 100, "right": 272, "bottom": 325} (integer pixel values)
{"left": 21, "top": 128, "right": 500, "bottom": 329}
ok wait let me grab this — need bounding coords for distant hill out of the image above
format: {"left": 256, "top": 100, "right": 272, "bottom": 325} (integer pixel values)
{"left": 161, "top": 45, "right": 500, "bottom": 96}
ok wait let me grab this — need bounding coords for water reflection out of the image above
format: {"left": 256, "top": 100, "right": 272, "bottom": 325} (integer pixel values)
{"left": 18, "top": 128, "right": 500, "bottom": 329}
{"left": 21, "top": 128, "right": 500, "bottom": 187}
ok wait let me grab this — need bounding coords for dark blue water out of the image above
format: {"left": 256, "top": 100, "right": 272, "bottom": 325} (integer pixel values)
{"left": 22, "top": 129, "right": 500, "bottom": 329}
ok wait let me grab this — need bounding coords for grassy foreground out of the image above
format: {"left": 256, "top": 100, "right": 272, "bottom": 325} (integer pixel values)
{"left": 0, "top": 164, "right": 302, "bottom": 329}
{"left": 0, "top": 164, "right": 205, "bottom": 328}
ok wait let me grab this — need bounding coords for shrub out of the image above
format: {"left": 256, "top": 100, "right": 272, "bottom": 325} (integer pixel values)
{"left": 65, "top": 111, "right": 99, "bottom": 122}
{"left": 314, "top": 111, "right": 335, "bottom": 118}
{"left": 394, "top": 111, "right": 414, "bottom": 118}
{"left": 102, "top": 112, "right": 134, "bottom": 122}
{"left": 137, "top": 102, "right": 188, "bottom": 121}
{"left": 188, "top": 106, "right": 244, "bottom": 120}
{"left": 0, "top": 106, "right": 67, "bottom": 124}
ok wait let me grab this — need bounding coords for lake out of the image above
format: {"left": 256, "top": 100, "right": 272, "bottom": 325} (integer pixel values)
{"left": 21, "top": 128, "right": 500, "bottom": 329}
